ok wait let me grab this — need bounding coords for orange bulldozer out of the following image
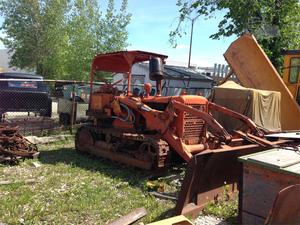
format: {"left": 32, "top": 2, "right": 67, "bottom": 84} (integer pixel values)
{"left": 75, "top": 50, "right": 290, "bottom": 215}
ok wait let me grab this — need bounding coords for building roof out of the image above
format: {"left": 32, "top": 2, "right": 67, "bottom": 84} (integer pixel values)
{"left": 135, "top": 63, "right": 213, "bottom": 82}
{"left": 164, "top": 65, "right": 213, "bottom": 82}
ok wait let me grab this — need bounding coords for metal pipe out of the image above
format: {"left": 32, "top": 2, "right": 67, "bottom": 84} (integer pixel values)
{"left": 185, "top": 143, "right": 207, "bottom": 154}
{"left": 156, "top": 80, "right": 162, "bottom": 96}
{"left": 187, "top": 15, "right": 200, "bottom": 68}
{"left": 70, "top": 84, "right": 76, "bottom": 134}
{"left": 127, "top": 69, "right": 132, "bottom": 96}
{"left": 188, "top": 20, "right": 194, "bottom": 68}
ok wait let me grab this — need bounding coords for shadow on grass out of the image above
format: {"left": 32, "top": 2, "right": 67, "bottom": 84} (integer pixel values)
{"left": 38, "top": 146, "right": 241, "bottom": 223}
{"left": 152, "top": 208, "right": 176, "bottom": 222}
{"left": 38, "top": 146, "right": 155, "bottom": 188}
{"left": 38, "top": 144, "right": 184, "bottom": 222}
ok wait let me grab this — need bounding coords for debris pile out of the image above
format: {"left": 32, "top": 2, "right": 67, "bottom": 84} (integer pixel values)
{"left": 0, "top": 126, "right": 39, "bottom": 163}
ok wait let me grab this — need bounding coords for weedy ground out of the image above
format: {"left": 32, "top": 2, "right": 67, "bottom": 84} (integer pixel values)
{"left": 202, "top": 197, "right": 238, "bottom": 224}
{"left": 0, "top": 137, "right": 238, "bottom": 224}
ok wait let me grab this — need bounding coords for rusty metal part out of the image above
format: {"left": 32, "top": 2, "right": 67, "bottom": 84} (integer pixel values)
{"left": 264, "top": 185, "right": 300, "bottom": 225}
{"left": 75, "top": 126, "right": 94, "bottom": 153}
{"left": 234, "top": 130, "right": 275, "bottom": 147}
{"left": 181, "top": 103, "right": 206, "bottom": 145}
{"left": 175, "top": 139, "right": 291, "bottom": 218}
{"left": 136, "top": 139, "right": 170, "bottom": 168}
{"left": 209, "top": 102, "right": 264, "bottom": 137}
{"left": 75, "top": 125, "right": 171, "bottom": 170}
{"left": 0, "top": 125, "right": 39, "bottom": 163}
{"left": 0, "top": 126, "right": 19, "bottom": 134}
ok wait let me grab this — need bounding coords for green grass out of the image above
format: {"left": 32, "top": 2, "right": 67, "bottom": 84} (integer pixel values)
{"left": 202, "top": 186, "right": 239, "bottom": 224}
{"left": 0, "top": 137, "right": 239, "bottom": 224}
{"left": 0, "top": 138, "right": 174, "bottom": 224}
{"left": 203, "top": 198, "right": 238, "bottom": 218}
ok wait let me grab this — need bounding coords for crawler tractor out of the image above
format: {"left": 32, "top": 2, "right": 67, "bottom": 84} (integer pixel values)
{"left": 75, "top": 50, "right": 278, "bottom": 170}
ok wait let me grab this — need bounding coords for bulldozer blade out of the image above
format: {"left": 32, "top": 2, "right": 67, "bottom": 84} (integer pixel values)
{"left": 224, "top": 33, "right": 300, "bottom": 130}
{"left": 174, "top": 141, "right": 289, "bottom": 218}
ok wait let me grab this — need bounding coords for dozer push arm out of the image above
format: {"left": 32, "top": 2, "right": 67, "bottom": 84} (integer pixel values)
{"left": 208, "top": 102, "right": 264, "bottom": 137}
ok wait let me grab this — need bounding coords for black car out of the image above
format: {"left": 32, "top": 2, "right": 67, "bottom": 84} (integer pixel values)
{"left": 0, "top": 72, "right": 52, "bottom": 117}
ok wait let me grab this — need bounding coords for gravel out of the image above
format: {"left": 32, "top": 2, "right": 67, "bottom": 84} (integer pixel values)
{"left": 194, "top": 215, "right": 229, "bottom": 225}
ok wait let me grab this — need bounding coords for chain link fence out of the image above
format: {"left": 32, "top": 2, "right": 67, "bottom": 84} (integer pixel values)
{"left": 0, "top": 77, "right": 93, "bottom": 136}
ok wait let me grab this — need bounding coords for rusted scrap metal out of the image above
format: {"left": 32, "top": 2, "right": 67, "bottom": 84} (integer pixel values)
{"left": 0, "top": 125, "right": 39, "bottom": 163}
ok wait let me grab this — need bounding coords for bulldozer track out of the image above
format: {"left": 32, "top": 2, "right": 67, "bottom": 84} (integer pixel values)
{"left": 75, "top": 125, "right": 171, "bottom": 170}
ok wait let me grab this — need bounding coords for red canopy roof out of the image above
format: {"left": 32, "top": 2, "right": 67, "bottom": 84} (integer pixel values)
{"left": 91, "top": 50, "right": 168, "bottom": 73}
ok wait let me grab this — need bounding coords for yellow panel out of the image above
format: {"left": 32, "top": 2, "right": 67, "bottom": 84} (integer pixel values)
{"left": 224, "top": 34, "right": 300, "bottom": 130}
{"left": 147, "top": 215, "right": 193, "bottom": 225}
{"left": 283, "top": 55, "right": 300, "bottom": 98}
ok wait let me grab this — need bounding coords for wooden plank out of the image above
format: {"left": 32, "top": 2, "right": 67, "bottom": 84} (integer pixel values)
{"left": 107, "top": 207, "right": 147, "bottom": 225}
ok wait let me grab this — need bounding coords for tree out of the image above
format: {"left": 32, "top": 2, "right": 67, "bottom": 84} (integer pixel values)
{"left": 100, "top": 0, "right": 131, "bottom": 52}
{"left": 0, "top": 0, "right": 131, "bottom": 80}
{"left": 170, "top": 0, "right": 300, "bottom": 69}
{"left": 65, "top": 0, "right": 131, "bottom": 81}
{"left": 64, "top": 0, "right": 101, "bottom": 80}
{"left": 0, "top": 0, "right": 69, "bottom": 78}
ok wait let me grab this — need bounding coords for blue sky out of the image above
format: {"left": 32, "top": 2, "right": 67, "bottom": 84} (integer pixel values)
{"left": 0, "top": 0, "right": 236, "bottom": 67}
{"left": 125, "top": 0, "right": 237, "bottom": 66}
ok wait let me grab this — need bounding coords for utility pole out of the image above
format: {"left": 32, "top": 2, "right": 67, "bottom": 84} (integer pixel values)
{"left": 187, "top": 15, "right": 200, "bottom": 68}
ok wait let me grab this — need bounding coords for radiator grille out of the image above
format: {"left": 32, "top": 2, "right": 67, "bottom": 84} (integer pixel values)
{"left": 183, "top": 104, "right": 206, "bottom": 144}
